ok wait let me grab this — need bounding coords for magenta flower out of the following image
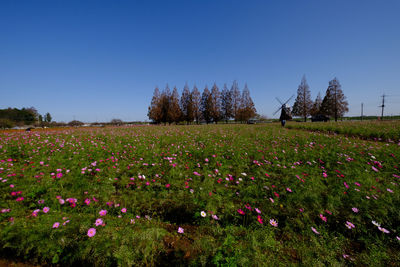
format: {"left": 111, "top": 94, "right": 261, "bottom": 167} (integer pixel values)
{"left": 43, "top": 207, "right": 50, "bottom": 213}
{"left": 352, "top": 207, "right": 359, "bottom": 213}
{"left": 177, "top": 227, "right": 184, "bottom": 234}
{"left": 319, "top": 214, "right": 327, "bottom": 222}
{"left": 121, "top": 208, "right": 127, "bottom": 213}
{"left": 53, "top": 222, "right": 60, "bottom": 228}
{"left": 237, "top": 209, "right": 245, "bottom": 215}
{"left": 257, "top": 215, "right": 263, "bottom": 224}
{"left": 99, "top": 210, "right": 107, "bottom": 216}
{"left": 87, "top": 228, "right": 96, "bottom": 237}
{"left": 95, "top": 218, "right": 103, "bottom": 226}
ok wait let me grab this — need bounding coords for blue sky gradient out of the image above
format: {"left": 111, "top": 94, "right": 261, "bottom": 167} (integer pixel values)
{"left": 1, "top": 0, "right": 399, "bottom": 122}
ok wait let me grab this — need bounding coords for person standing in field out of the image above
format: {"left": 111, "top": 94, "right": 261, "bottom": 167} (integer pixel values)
{"left": 279, "top": 104, "right": 292, "bottom": 127}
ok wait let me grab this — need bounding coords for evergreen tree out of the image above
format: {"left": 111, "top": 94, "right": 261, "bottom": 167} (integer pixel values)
{"left": 45, "top": 112, "right": 52, "bottom": 123}
{"left": 180, "top": 83, "right": 193, "bottom": 124}
{"left": 292, "top": 75, "right": 313, "bottom": 122}
{"left": 310, "top": 92, "right": 322, "bottom": 116}
{"left": 238, "top": 83, "right": 256, "bottom": 122}
{"left": 160, "top": 84, "right": 171, "bottom": 124}
{"left": 192, "top": 85, "right": 201, "bottom": 124}
{"left": 320, "top": 77, "right": 348, "bottom": 121}
{"left": 170, "top": 86, "right": 182, "bottom": 124}
{"left": 221, "top": 84, "right": 233, "bottom": 123}
{"left": 230, "top": 80, "right": 241, "bottom": 121}
{"left": 201, "top": 86, "right": 212, "bottom": 124}
{"left": 147, "top": 87, "right": 161, "bottom": 123}
{"left": 210, "top": 83, "right": 222, "bottom": 123}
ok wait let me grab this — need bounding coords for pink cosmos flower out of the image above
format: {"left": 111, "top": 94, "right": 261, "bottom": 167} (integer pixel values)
{"left": 43, "top": 207, "right": 50, "bottom": 213}
{"left": 99, "top": 210, "right": 107, "bottom": 216}
{"left": 53, "top": 222, "right": 60, "bottom": 228}
{"left": 378, "top": 226, "right": 390, "bottom": 234}
{"left": 255, "top": 208, "right": 261, "bottom": 214}
{"left": 269, "top": 219, "right": 278, "bottom": 227}
{"left": 87, "top": 228, "right": 96, "bottom": 237}
{"left": 121, "top": 208, "right": 127, "bottom": 213}
{"left": 345, "top": 221, "right": 355, "bottom": 229}
{"left": 311, "top": 227, "right": 320, "bottom": 234}
{"left": 237, "top": 209, "right": 245, "bottom": 215}
{"left": 84, "top": 198, "right": 91, "bottom": 205}
{"left": 352, "top": 207, "right": 359, "bottom": 213}
{"left": 32, "top": 209, "right": 40, "bottom": 217}
{"left": 177, "top": 227, "right": 184, "bottom": 234}
{"left": 257, "top": 215, "right": 263, "bottom": 224}
{"left": 95, "top": 218, "right": 103, "bottom": 226}
{"left": 319, "top": 214, "right": 327, "bottom": 222}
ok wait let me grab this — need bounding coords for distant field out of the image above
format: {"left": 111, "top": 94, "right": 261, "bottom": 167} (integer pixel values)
{"left": 1, "top": 124, "right": 399, "bottom": 266}
{"left": 286, "top": 120, "right": 400, "bottom": 141}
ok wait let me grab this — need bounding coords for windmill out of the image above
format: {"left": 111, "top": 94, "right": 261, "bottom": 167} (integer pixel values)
{"left": 273, "top": 95, "right": 294, "bottom": 126}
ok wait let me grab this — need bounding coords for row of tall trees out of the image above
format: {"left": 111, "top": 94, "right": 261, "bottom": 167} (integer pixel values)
{"left": 148, "top": 81, "right": 256, "bottom": 124}
{"left": 292, "top": 76, "right": 348, "bottom": 121}
{"left": 0, "top": 107, "right": 53, "bottom": 128}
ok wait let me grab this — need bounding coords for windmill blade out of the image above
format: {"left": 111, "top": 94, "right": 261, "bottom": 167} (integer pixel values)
{"left": 283, "top": 94, "right": 295, "bottom": 105}
{"left": 273, "top": 106, "right": 282, "bottom": 116}
{"left": 276, "top": 97, "right": 283, "bottom": 105}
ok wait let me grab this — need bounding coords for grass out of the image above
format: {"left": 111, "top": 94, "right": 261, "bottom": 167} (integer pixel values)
{"left": 286, "top": 120, "right": 400, "bottom": 141}
{"left": 0, "top": 123, "right": 399, "bottom": 266}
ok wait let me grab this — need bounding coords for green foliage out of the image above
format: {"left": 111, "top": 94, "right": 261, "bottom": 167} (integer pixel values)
{"left": 0, "top": 123, "right": 399, "bottom": 265}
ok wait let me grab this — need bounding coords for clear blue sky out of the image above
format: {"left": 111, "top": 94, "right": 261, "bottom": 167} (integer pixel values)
{"left": 1, "top": 0, "right": 399, "bottom": 122}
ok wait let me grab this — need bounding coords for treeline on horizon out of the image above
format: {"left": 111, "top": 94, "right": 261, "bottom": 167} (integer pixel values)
{"left": 148, "top": 81, "right": 257, "bottom": 124}
{"left": 0, "top": 107, "right": 52, "bottom": 128}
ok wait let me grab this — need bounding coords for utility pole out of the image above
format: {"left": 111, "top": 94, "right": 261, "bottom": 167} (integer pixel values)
{"left": 379, "top": 94, "right": 385, "bottom": 120}
{"left": 361, "top": 103, "right": 363, "bottom": 121}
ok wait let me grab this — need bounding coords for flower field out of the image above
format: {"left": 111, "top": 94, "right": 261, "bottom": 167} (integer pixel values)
{"left": 286, "top": 120, "right": 400, "bottom": 141}
{"left": 1, "top": 123, "right": 399, "bottom": 266}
